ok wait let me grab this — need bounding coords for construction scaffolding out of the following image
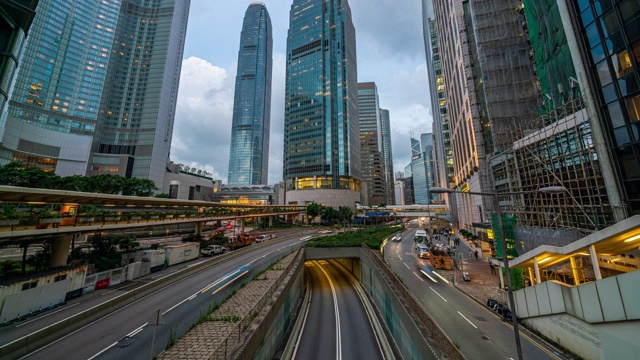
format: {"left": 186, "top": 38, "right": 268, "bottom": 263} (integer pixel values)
{"left": 491, "top": 96, "right": 614, "bottom": 237}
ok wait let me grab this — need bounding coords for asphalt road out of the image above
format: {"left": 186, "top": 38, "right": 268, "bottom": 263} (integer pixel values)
{"left": 294, "top": 259, "right": 383, "bottom": 360}
{"left": 3, "top": 230, "right": 315, "bottom": 360}
{"left": 385, "top": 223, "right": 561, "bottom": 360}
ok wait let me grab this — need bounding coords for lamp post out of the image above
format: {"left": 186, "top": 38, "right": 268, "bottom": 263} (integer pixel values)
{"left": 429, "top": 186, "right": 523, "bottom": 360}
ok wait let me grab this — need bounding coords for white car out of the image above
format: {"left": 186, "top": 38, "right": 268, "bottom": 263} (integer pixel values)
{"left": 318, "top": 229, "right": 333, "bottom": 234}
{"left": 254, "top": 235, "right": 271, "bottom": 243}
{"left": 200, "top": 245, "right": 225, "bottom": 256}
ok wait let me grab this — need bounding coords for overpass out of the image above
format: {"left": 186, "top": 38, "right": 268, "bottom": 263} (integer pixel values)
{"left": 356, "top": 204, "right": 450, "bottom": 219}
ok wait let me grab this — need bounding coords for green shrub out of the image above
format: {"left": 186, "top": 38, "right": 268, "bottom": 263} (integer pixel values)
{"left": 305, "top": 225, "right": 402, "bottom": 249}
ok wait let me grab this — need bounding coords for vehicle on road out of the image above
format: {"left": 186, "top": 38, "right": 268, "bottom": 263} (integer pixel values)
{"left": 415, "top": 243, "right": 431, "bottom": 259}
{"left": 391, "top": 233, "right": 402, "bottom": 241}
{"left": 200, "top": 245, "right": 225, "bottom": 256}
{"left": 254, "top": 234, "right": 271, "bottom": 243}
{"left": 223, "top": 232, "right": 254, "bottom": 250}
{"left": 318, "top": 229, "right": 333, "bottom": 234}
{"left": 414, "top": 229, "right": 428, "bottom": 243}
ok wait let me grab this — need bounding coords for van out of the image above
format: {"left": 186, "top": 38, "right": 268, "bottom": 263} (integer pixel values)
{"left": 414, "top": 229, "right": 428, "bottom": 243}
{"left": 415, "top": 244, "right": 430, "bottom": 259}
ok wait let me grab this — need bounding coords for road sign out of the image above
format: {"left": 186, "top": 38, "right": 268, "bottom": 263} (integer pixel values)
{"left": 225, "top": 223, "right": 232, "bottom": 229}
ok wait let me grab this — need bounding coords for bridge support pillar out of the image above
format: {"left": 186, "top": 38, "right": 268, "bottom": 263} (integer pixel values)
{"left": 269, "top": 216, "right": 273, "bottom": 228}
{"left": 196, "top": 222, "right": 203, "bottom": 236}
{"left": 49, "top": 234, "right": 72, "bottom": 267}
{"left": 240, "top": 218, "right": 245, "bottom": 233}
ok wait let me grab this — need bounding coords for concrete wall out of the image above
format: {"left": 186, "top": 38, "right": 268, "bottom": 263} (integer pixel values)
{"left": 514, "top": 270, "right": 640, "bottom": 360}
{"left": 285, "top": 188, "right": 361, "bottom": 208}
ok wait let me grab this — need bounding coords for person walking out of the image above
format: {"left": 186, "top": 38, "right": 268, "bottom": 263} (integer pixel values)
{"left": 490, "top": 262, "right": 496, "bottom": 275}
{"left": 474, "top": 249, "right": 479, "bottom": 260}
{"left": 469, "top": 249, "right": 473, "bottom": 260}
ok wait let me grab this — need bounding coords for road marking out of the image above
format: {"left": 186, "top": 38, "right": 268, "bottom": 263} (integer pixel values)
{"left": 404, "top": 263, "right": 410, "bottom": 269}
{"left": 126, "top": 322, "right": 148, "bottom": 337}
{"left": 419, "top": 269, "right": 438, "bottom": 283}
{"left": 313, "top": 261, "right": 342, "bottom": 360}
{"left": 430, "top": 287, "right": 447, "bottom": 302}
{"left": 187, "top": 260, "right": 207, "bottom": 267}
{"left": 413, "top": 272, "right": 424, "bottom": 282}
{"left": 432, "top": 271, "right": 450, "bottom": 284}
{"left": 14, "top": 303, "right": 79, "bottom": 328}
{"left": 87, "top": 342, "right": 118, "bottom": 360}
{"left": 457, "top": 311, "right": 478, "bottom": 329}
{"left": 292, "top": 281, "right": 313, "bottom": 360}
{"left": 101, "top": 282, "right": 138, "bottom": 295}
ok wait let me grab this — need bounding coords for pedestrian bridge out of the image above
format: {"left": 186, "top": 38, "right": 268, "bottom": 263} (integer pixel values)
{"left": 356, "top": 204, "right": 449, "bottom": 219}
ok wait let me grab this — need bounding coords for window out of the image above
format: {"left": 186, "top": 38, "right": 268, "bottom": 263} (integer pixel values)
{"left": 612, "top": 50, "right": 634, "bottom": 78}
{"left": 22, "top": 281, "right": 37, "bottom": 291}
{"left": 626, "top": 95, "right": 640, "bottom": 121}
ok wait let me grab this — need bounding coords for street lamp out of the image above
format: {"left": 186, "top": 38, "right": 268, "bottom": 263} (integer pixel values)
{"left": 429, "top": 186, "right": 524, "bottom": 360}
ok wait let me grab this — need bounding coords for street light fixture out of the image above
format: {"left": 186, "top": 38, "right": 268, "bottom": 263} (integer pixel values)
{"left": 429, "top": 186, "right": 524, "bottom": 360}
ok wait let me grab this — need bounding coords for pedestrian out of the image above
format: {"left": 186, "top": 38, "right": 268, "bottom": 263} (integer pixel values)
{"left": 469, "top": 249, "right": 473, "bottom": 259}
{"left": 475, "top": 249, "right": 479, "bottom": 260}
{"left": 490, "top": 262, "right": 496, "bottom": 275}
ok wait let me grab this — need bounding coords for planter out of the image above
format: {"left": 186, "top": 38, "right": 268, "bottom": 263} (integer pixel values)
{"left": 105, "top": 217, "right": 121, "bottom": 222}
{"left": 165, "top": 215, "right": 174, "bottom": 219}
{"left": 0, "top": 219, "right": 20, "bottom": 226}
{"left": 41, "top": 218, "right": 63, "bottom": 224}
{"left": 149, "top": 216, "right": 160, "bottom": 220}
{"left": 130, "top": 216, "right": 142, "bottom": 221}
{"left": 178, "top": 214, "right": 186, "bottom": 218}
{"left": 77, "top": 217, "right": 95, "bottom": 223}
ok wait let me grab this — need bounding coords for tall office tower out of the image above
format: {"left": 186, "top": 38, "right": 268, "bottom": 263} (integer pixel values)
{"left": 560, "top": 0, "right": 635, "bottom": 218}
{"left": 227, "top": 2, "right": 272, "bottom": 186}
{"left": 421, "top": 0, "right": 454, "bottom": 201}
{"left": 0, "top": 0, "right": 39, "bottom": 114}
{"left": 358, "top": 82, "right": 385, "bottom": 205}
{"left": 380, "top": 108, "right": 395, "bottom": 205}
{"left": 1, "top": 0, "right": 120, "bottom": 175}
{"left": 410, "top": 137, "right": 429, "bottom": 204}
{"left": 420, "top": 133, "right": 435, "bottom": 200}
{"left": 283, "top": 0, "right": 361, "bottom": 208}
{"left": 402, "top": 163, "right": 415, "bottom": 205}
{"left": 432, "top": 0, "right": 492, "bottom": 228}
{"left": 88, "top": 0, "right": 190, "bottom": 189}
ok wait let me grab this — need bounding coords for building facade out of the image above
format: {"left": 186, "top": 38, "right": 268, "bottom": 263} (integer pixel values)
{"left": 228, "top": 2, "right": 272, "bottom": 186}
{"left": 87, "top": 0, "right": 190, "bottom": 190}
{"left": 380, "top": 108, "right": 395, "bottom": 205}
{"left": 282, "top": 0, "right": 361, "bottom": 208}
{"left": 358, "top": 82, "right": 385, "bottom": 205}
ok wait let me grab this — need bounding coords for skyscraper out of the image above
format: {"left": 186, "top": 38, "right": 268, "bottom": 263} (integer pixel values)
{"left": 87, "top": 0, "right": 190, "bottom": 189}
{"left": 283, "top": 0, "right": 361, "bottom": 208}
{"left": 380, "top": 108, "right": 395, "bottom": 205}
{"left": 358, "top": 82, "right": 385, "bottom": 205}
{"left": 228, "top": 2, "right": 272, "bottom": 186}
{"left": 1, "top": 0, "right": 121, "bottom": 175}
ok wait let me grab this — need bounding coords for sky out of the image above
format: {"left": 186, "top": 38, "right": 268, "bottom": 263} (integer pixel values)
{"left": 171, "top": 0, "right": 432, "bottom": 184}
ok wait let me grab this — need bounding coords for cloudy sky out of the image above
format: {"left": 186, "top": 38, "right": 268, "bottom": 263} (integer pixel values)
{"left": 171, "top": 0, "right": 432, "bottom": 184}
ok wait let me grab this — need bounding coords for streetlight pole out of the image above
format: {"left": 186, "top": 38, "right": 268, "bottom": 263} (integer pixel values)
{"left": 430, "top": 187, "right": 523, "bottom": 360}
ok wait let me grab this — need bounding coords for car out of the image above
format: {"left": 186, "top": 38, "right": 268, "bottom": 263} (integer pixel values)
{"left": 318, "top": 229, "right": 333, "bottom": 234}
{"left": 391, "top": 234, "right": 402, "bottom": 242}
{"left": 254, "top": 234, "right": 271, "bottom": 243}
{"left": 200, "top": 245, "right": 225, "bottom": 256}
{"left": 415, "top": 244, "right": 431, "bottom": 259}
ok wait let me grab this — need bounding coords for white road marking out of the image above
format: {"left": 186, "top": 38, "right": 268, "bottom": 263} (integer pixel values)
{"left": 101, "top": 282, "right": 138, "bottom": 295}
{"left": 404, "top": 263, "right": 410, "bottom": 269}
{"left": 430, "top": 287, "right": 448, "bottom": 302}
{"left": 432, "top": 271, "right": 450, "bottom": 284}
{"left": 292, "top": 283, "right": 313, "bottom": 360}
{"left": 187, "top": 260, "right": 207, "bottom": 267}
{"left": 457, "top": 311, "right": 478, "bottom": 329}
{"left": 314, "top": 261, "right": 342, "bottom": 360}
{"left": 126, "top": 322, "right": 148, "bottom": 337}
{"left": 413, "top": 272, "right": 424, "bottom": 282}
{"left": 87, "top": 342, "right": 118, "bottom": 360}
{"left": 419, "top": 269, "right": 438, "bottom": 283}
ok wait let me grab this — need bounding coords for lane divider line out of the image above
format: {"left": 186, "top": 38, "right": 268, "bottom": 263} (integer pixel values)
{"left": 126, "top": 322, "right": 148, "bottom": 337}
{"left": 87, "top": 342, "right": 118, "bottom": 360}
{"left": 430, "top": 287, "right": 448, "bottom": 302}
{"left": 313, "top": 261, "right": 342, "bottom": 360}
{"left": 14, "top": 303, "right": 80, "bottom": 328}
{"left": 413, "top": 272, "right": 424, "bottom": 282}
{"left": 457, "top": 311, "right": 478, "bottom": 329}
{"left": 404, "top": 263, "right": 410, "bottom": 269}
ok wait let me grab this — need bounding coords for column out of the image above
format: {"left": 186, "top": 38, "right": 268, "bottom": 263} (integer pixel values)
{"left": 195, "top": 222, "right": 203, "bottom": 236}
{"left": 533, "top": 257, "right": 542, "bottom": 284}
{"left": 49, "top": 234, "right": 73, "bottom": 267}
{"left": 528, "top": 268, "right": 536, "bottom": 286}
{"left": 268, "top": 216, "right": 273, "bottom": 228}
{"left": 240, "top": 218, "right": 245, "bottom": 234}
{"left": 570, "top": 257, "right": 581, "bottom": 285}
{"left": 589, "top": 245, "right": 602, "bottom": 280}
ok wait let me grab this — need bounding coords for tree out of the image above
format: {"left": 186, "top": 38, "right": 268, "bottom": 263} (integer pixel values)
{"left": 338, "top": 206, "right": 354, "bottom": 227}
{"left": 0, "top": 162, "right": 25, "bottom": 186}
{"left": 118, "top": 235, "right": 140, "bottom": 252}
{"left": 321, "top": 206, "right": 339, "bottom": 225}
{"left": 307, "top": 202, "right": 322, "bottom": 225}
{"left": 122, "top": 177, "right": 158, "bottom": 196}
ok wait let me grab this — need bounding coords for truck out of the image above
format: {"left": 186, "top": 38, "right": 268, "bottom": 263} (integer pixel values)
{"left": 223, "top": 232, "right": 254, "bottom": 250}
{"left": 200, "top": 245, "right": 226, "bottom": 256}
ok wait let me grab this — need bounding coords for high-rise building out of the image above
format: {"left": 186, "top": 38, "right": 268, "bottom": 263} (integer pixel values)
{"left": 410, "top": 135, "right": 434, "bottom": 204}
{"left": 1, "top": 0, "right": 121, "bottom": 175}
{"left": 87, "top": 0, "right": 190, "bottom": 189}
{"left": 227, "top": 2, "right": 272, "bottom": 186}
{"left": 282, "top": 0, "right": 361, "bottom": 208}
{"left": 358, "top": 82, "right": 385, "bottom": 205}
{"left": 0, "top": 0, "right": 39, "bottom": 114}
{"left": 380, "top": 108, "right": 395, "bottom": 205}
{"left": 420, "top": 133, "right": 435, "bottom": 200}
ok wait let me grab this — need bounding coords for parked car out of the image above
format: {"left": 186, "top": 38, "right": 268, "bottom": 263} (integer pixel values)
{"left": 254, "top": 234, "right": 271, "bottom": 243}
{"left": 200, "top": 245, "right": 225, "bottom": 256}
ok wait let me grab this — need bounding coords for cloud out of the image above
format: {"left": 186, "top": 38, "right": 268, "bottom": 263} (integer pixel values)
{"left": 171, "top": 57, "right": 234, "bottom": 180}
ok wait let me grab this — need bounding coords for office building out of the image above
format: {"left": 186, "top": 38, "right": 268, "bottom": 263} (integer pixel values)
{"left": 380, "top": 108, "right": 395, "bottom": 205}
{"left": 282, "top": 0, "right": 361, "bottom": 208}
{"left": 228, "top": 2, "right": 273, "bottom": 186}
{"left": 87, "top": 0, "right": 190, "bottom": 189}
{"left": 358, "top": 82, "right": 385, "bottom": 205}
{"left": 1, "top": 0, "right": 120, "bottom": 175}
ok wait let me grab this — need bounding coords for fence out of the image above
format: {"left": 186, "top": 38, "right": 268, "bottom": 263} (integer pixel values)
{"left": 83, "top": 266, "right": 128, "bottom": 294}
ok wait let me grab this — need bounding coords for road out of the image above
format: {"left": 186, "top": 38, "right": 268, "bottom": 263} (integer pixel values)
{"left": 385, "top": 223, "right": 561, "bottom": 360}
{"left": 2, "top": 230, "right": 315, "bottom": 360}
{"left": 293, "top": 260, "right": 383, "bottom": 360}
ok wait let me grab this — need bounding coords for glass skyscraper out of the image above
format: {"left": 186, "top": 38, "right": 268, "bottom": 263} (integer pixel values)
{"left": 1, "top": 0, "right": 120, "bottom": 175}
{"left": 283, "top": 0, "right": 361, "bottom": 208}
{"left": 380, "top": 108, "right": 395, "bottom": 205}
{"left": 228, "top": 2, "right": 272, "bottom": 186}
{"left": 358, "top": 82, "right": 385, "bottom": 205}
{"left": 88, "top": 0, "right": 190, "bottom": 189}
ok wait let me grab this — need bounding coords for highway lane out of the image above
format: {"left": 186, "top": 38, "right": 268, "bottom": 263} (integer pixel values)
{"left": 294, "top": 260, "right": 383, "bottom": 360}
{"left": 385, "top": 224, "right": 559, "bottom": 360}
{"left": 11, "top": 232, "right": 314, "bottom": 360}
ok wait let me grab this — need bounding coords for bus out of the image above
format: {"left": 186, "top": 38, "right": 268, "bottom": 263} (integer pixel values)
{"left": 414, "top": 229, "right": 428, "bottom": 244}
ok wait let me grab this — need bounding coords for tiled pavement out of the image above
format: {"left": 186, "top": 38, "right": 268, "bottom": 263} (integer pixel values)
{"left": 159, "top": 252, "right": 297, "bottom": 359}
